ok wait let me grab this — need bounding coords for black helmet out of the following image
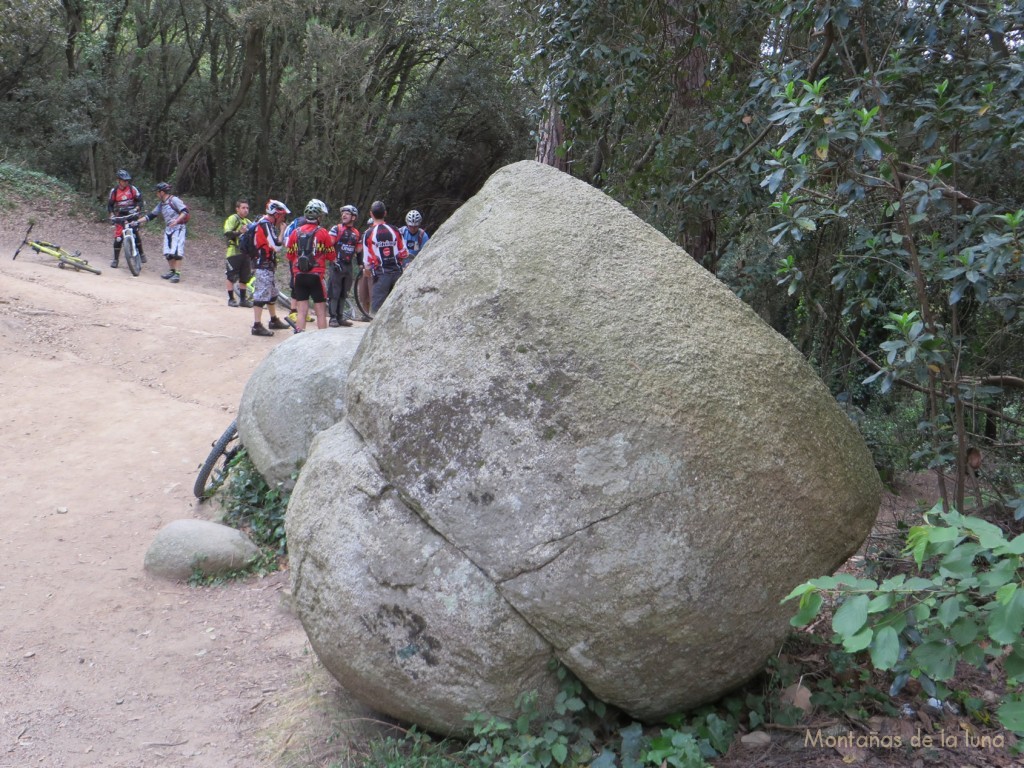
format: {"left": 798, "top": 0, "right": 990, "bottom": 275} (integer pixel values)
{"left": 116, "top": 169, "right": 132, "bottom": 181}
{"left": 155, "top": 181, "right": 172, "bottom": 193}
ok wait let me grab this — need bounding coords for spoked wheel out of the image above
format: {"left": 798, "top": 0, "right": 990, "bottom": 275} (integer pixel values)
{"left": 59, "top": 255, "right": 102, "bottom": 275}
{"left": 124, "top": 235, "right": 141, "bottom": 276}
{"left": 194, "top": 420, "right": 241, "bottom": 500}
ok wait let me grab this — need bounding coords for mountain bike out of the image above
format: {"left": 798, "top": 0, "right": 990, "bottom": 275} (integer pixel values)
{"left": 194, "top": 419, "right": 240, "bottom": 500}
{"left": 12, "top": 222, "right": 102, "bottom": 275}
{"left": 111, "top": 213, "right": 144, "bottom": 276}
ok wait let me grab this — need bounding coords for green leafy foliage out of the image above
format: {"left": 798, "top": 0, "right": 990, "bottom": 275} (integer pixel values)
{"left": 784, "top": 503, "right": 1024, "bottom": 737}
{"left": 218, "top": 448, "right": 290, "bottom": 555}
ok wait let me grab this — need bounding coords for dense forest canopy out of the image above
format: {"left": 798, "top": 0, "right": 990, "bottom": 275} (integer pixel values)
{"left": 2, "top": 0, "right": 1023, "bottom": 513}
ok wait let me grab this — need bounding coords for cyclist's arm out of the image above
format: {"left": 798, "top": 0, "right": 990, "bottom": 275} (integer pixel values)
{"left": 224, "top": 214, "right": 240, "bottom": 243}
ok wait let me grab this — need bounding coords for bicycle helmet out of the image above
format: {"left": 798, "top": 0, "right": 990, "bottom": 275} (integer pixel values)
{"left": 304, "top": 198, "right": 328, "bottom": 221}
{"left": 266, "top": 199, "right": 291, "bottom": 216}
{"left": 405, "top": 210, "right": 422, "bottom": 227}
{"left": 116, "top": 169, "right": 132, "bottom": 181}
{"left": 341, "top": 204, "right": 359, "bottom": 219}
{"left": 155, "top": 181, "right": 172, "bottom": 193}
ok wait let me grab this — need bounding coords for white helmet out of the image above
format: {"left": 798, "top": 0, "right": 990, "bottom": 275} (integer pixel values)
{"left": 405, "top": 209, "right": 422, "bottom": 227}
{"left": 304, "top": 198, "right": 328, "bottom": 221}
{"left": 266, "top": 199, "right": 290, "bottom": 215}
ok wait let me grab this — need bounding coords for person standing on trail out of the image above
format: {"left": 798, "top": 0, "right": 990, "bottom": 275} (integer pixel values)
{"left": 327, "top": 204, "right": 362, "bottom": 327}
{"left": 362, "top": 200, "right": 408, "bottom": 314}
{"left": 398, "top": 209, "right": 429, "bottom": 267}
{"left": 285, "top": 199, "right": 336, "bottom": 333}
{"left": 137, "top": 181, "right": 188, "bottom": 283}
{"left": 107, "top": 169, "right": 146, "bottom": 269}
{"left": 223, "top": 199, "right": 253, "bottom": 307}
{"left": 250, "top": 200, "right": 292, "bottom": 337}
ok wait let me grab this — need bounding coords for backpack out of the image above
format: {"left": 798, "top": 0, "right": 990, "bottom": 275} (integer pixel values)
{"left": 169, "top": 196, "right": 190, "bottom": 224}
{"left": 295, "top": 227, "right": 320, "bottom": 273}
{"left": 237, "top": 221, "right": 260, "bottom": 263}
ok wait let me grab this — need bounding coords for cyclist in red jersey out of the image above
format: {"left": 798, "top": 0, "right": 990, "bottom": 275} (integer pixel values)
{"left": 106, "top": 169, "right": 146, "bottom": 269}
{"left": 250, "top": 200, "right": 292, "bottom": 337}
{"left": 362, "top": 200, "right": 408, "bottom": 313}
{"left": 327, "top": 204, "right": 362, "bottom": 327}
{"left": 286, "top": 199, "right": 336, "bottom": 333}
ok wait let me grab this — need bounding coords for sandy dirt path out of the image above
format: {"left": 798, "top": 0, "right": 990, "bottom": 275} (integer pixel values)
{"left": 0, "top": 208, "right": 366, "bottom": 767}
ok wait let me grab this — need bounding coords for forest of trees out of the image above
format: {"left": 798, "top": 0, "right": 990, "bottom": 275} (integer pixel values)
{"left": 3, "top": 0, "right": 1023, "bottom": 516}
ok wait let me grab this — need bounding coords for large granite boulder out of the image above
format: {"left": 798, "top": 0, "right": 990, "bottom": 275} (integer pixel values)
{"left": 286, "top": 160, "right": 881, "bottom": 733}
{"left": 237, "top": 329, "right": 364, "bottom": 488}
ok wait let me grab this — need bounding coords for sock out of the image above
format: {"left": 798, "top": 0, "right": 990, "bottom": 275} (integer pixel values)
{"left": 238, "top": 288, "right": 247, "bottom": 302}
{"left": 228, "top": 291, "right": 235, "bottom": 301}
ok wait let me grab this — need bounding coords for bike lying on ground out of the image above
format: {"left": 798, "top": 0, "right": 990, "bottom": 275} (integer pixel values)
{"left": 12, "top": 222, "right": 101, "bottom": 275}
{"left": 194, "top": 420, "right": 240, "bottom": 500}
{"left": 110, "top": 213, "right": 144, "bottom": 276}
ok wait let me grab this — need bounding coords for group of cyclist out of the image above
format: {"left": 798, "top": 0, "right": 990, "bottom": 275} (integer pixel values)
{"left": 224, "top": 197, "right": 430, "bottom": 338}
{"left": 106, "top": 169, "right": 430, "bottom": 338}
{"left": 106, "top": 170, "right": 189, "bottom": 283}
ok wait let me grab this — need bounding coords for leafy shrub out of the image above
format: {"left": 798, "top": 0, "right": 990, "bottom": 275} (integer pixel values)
{"left": 219, "top": 448, "right": 290, "bottom": 555}
{"left": 784, "top": 503, "right": 1024, "bottom": 738}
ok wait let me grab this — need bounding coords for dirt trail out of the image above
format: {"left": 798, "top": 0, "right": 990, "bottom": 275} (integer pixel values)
{"left": 0, "top": 208, "right": 362, "bottom": 767}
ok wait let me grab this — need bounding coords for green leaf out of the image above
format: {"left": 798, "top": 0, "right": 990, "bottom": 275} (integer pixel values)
{"left": 782, "top": 582, "right": 818, "bottom": 602}
{"left": 996, "top": 583, "right": 1018, "bottom": 606}
{"left": 869, "top": 626, "right": 900, "bottom": 669}
{"left": 912, "top": 641, "right": 958, "bottom": 680}
{"left": 792, "top": 591, "right": 824, "bottom": 626}
{"left": 963, "top": 516, "right": 1007, "bottom": 550}
{"left": 551, "top": 742, "right": 568, "bottom": 764}
{"left": 564, "top": 697, "right": 586, "bottom": 712}
{"left": 949, "top": 618, "right": 979, "bottom": 646}
{"left": 937, "top": 597, "right": 961, "bottom": 627}
{"left": 1003, "top": 647, "right": 1024, "bottom": 681}
{"left": 988, "top": 589, "right": 1024, "bottom": 645}
{"left": 833, "top": 594, "right": 870, "bottom": 636}
{"left": 996, "top": 698, "right": 1024, "bottom": 735}
{"left": 1000, "top": 533, "right": 1024, "bottom": 555}
{"left": 868, "top": 593, "right": 894, "bottom": 613}
{"left": 843, "top": 626, "right": 874, "bottom": 653}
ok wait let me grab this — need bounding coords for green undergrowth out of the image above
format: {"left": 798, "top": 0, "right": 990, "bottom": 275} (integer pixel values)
{"left": 205, "top": 449, "right": 290, "bottom": 578}
{"left": 0, "top": 162, "right": 81, "bottom": 208}
{"left": 335, "top": 659, "right": 806, "bottom": 765}
{"left": 220, "top": 448, "right": 290, "bottom": 555}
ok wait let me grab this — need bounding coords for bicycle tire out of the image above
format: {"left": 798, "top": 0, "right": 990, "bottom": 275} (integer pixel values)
{"left": 59, "top": 254, "right": 102, "bottom": 275}
{"left": 124, "top": 235, "right": 141, "bottom": 276}
{"left": 194, "top": 420, "right": 240, "bottom": 500}
{"left": 352, "top": 273, "right": 369, "bottom": 317}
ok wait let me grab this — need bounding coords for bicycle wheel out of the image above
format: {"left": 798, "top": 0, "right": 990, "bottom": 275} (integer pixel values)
{"left": 352, "top": 269, "right": 369, "bottom": 317}
{"left": 59, "top": 254, "right": 102, "bottom": 275}
{"left": 194, "top": 420, "right": 240, "bottom": 500}
{"left": 124, "top": 235, "right": 141, "bottom": 276}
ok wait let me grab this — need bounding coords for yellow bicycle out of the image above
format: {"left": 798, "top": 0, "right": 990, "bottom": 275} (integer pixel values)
{"left": 12, "top": 222, "right": 101, "bottom": 275}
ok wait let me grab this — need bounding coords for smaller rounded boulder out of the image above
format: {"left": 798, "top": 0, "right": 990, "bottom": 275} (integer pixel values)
{"left": 144, "top": 519, "right": 260, "bottom": 581}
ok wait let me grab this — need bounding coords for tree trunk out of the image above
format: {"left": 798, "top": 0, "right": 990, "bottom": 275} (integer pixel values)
{"left": 536, "top": 99, "right": 566, "bottom": 171}
{"left": 172, "top": 24, "right": 263, "bottom": 191}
